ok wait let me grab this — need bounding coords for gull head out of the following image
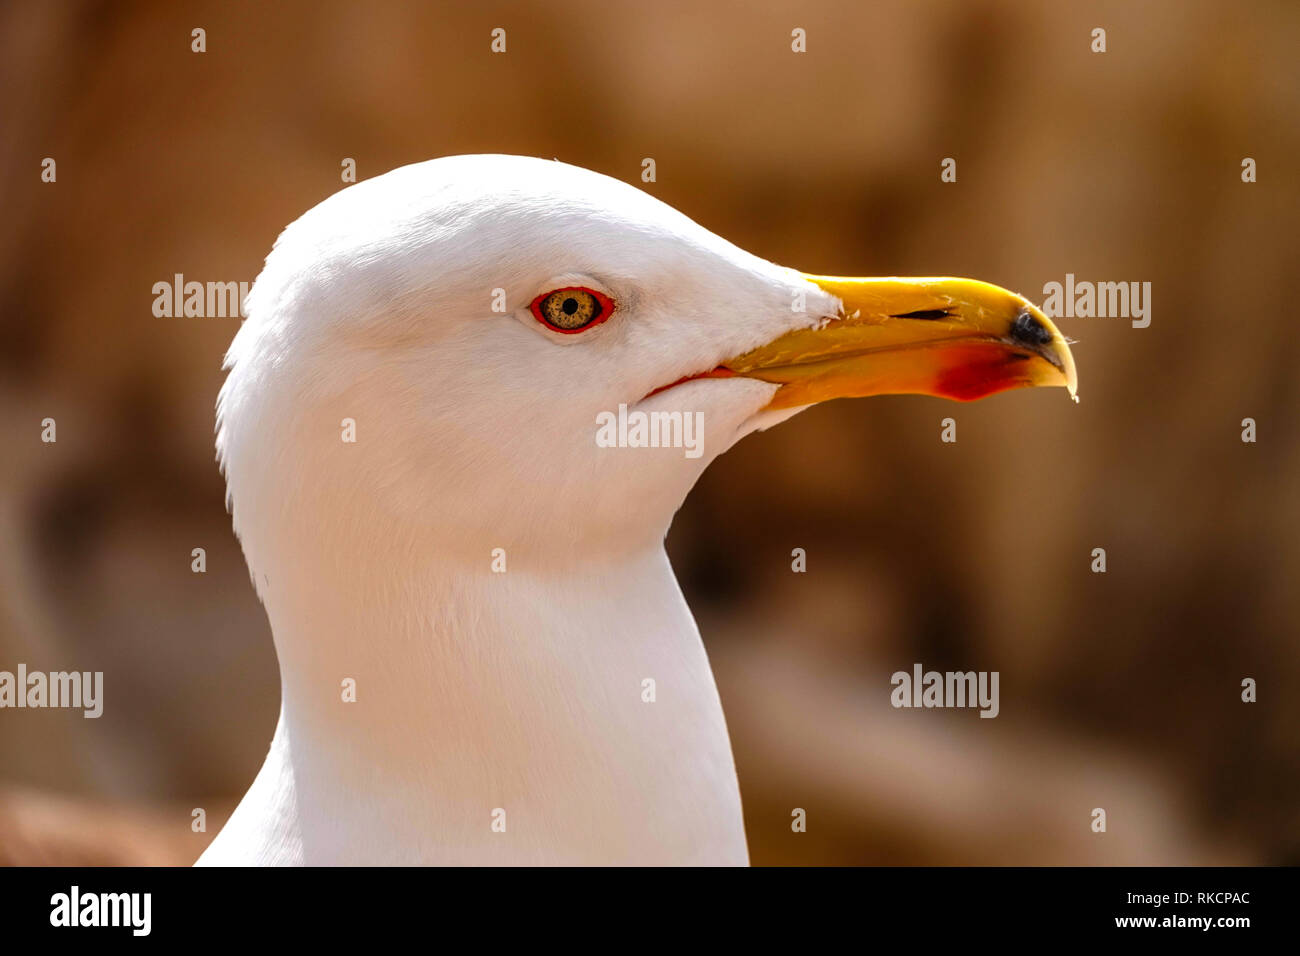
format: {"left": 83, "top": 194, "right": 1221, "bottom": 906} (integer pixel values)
{"left": 217, "top": 155, "right": 1076, "bottom": 571}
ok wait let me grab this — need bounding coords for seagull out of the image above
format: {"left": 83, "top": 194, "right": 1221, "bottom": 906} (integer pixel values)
{"left": 198, "top": 154, "right": 1076, "bottom": 866}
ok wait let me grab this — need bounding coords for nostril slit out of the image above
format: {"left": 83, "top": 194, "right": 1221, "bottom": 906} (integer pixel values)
{"left": 1011, "top": 309, "right": 1053, "bottom": 345}
{"left": 891, "top": 309, "right": 953, "bottom": 320}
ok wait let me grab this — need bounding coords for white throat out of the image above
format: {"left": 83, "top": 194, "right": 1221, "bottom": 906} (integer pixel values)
{"left": 199, "top": 536, "right": 749, "bottom": 865}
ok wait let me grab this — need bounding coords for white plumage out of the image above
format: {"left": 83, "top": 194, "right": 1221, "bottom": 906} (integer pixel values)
{"left": 200, "top": 154, "right": 1074, "bottom": 865}
{"left": 201, "top": 156, "right": 835, "bottom": 865}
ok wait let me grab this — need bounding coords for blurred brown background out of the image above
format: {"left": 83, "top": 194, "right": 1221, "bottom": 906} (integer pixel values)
{"left": 1, "top": 0, "right": 1296, "bottom": 865}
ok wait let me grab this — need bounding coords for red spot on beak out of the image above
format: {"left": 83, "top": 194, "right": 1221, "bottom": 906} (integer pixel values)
{"left": 934, "top": 348, "right": 1037, "bottom": 401}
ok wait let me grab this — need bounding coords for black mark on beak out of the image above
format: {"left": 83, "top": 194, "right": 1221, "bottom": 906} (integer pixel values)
{"left": 891, "top": 309, "right": 954, "bottom": 320}
{"left": 1010, "top": 309, "right": 1054, "bottom": 346}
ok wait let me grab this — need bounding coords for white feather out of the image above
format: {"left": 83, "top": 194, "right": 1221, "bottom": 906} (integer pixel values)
{"left": 201, "top": 155, "right": 838, "bottom": 865}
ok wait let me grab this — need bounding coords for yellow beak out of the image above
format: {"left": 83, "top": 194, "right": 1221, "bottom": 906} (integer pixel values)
{"left": 724, "top": 276, "right": 1077, "bottom": 409}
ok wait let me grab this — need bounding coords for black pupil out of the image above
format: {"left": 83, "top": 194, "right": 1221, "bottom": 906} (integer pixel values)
{"left": 561, "top": 297, "right": 579, "bottom": 315}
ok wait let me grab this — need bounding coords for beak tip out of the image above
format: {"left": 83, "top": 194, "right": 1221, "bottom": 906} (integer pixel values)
{"left": 737, "top": 275, "right": 1081, "bottom": 409}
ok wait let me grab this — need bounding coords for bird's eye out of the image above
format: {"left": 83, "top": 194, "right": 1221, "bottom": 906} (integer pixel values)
{"left": 530, "top": 286, "right": 614, "bottom": 333}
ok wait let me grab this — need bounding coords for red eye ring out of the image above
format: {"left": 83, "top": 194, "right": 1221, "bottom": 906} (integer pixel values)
{"left": 529, "top": 286, "right": 616, "bottom": 334}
